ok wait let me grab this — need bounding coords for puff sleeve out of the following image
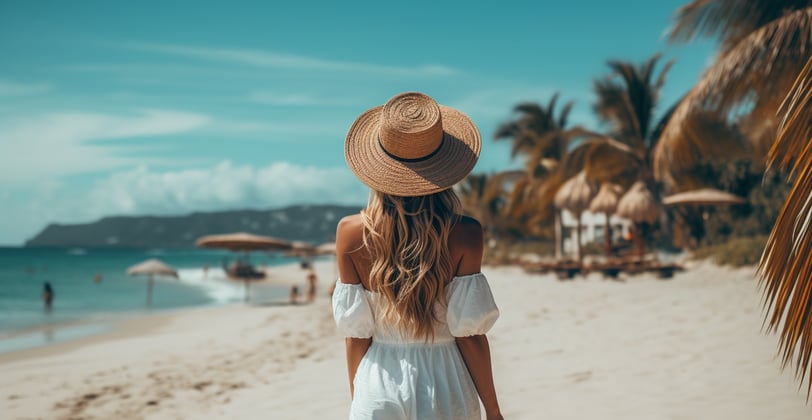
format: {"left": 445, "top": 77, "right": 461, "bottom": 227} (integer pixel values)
{"left": 331, "top": 281, "right": 375, "bottom": 338}
{"left": 446, "top": 273, "right": 500, "bottom": 337}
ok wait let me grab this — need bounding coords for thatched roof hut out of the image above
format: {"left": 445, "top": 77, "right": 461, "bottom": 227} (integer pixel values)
{"left": 617, "top": 181, "right": 659, "bottom": 223}
{"left": 554, "top": 171, "right": 596, "bottom": 215}
{"left": 589, "top": 183, "right": 624, "bottom": 215}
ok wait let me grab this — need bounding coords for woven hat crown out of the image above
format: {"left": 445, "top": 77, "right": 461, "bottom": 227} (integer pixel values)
{"left": 344, "top": 91, "right": 481, "bottom": 196}
{"left": 379, "top": 93, "right": 443, "bottom": 161}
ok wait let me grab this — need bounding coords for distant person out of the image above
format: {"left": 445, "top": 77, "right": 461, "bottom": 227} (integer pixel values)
{"left": 42, "top": 282, "right": 54, "bottom": 311}
{"left": 289, "top": 285, "right": 300, "bottom": 305}
{"left": 202, "top": 264, "right": 209, "bottom": 279}
{"left": 306, "top": 268, "right": 318, "bottom": 303}
{"left": 93, "top": 273, "right": 103, "bottom": 284}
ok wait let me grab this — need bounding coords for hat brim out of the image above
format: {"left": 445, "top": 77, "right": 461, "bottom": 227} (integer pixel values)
{"left": 345, "top": 104, "right": 481, "bottom": 197}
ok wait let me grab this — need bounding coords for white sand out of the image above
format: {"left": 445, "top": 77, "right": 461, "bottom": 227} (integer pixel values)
{"left": 0, "top": 260, "right": 809, "bottom": 419}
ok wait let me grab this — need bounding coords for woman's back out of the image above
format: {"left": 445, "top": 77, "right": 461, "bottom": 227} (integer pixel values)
{"left": 334, "top": 91, "right": 502, "bottom": 420}
{"left": 335, "top": 213, "right": 484, "bottom": 291}
{"left": 333, "top": 213, "right": 499, "bottom": 419}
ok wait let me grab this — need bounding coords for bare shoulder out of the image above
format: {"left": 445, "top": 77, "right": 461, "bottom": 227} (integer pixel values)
{"left": 450, "top": 215, "right": 484, "bottom": 249}
{"left": 336, "top": 213, "right": 364, "bottom": 254}
{"left": 450, "top": 215, "right": 484, "bottom": 276}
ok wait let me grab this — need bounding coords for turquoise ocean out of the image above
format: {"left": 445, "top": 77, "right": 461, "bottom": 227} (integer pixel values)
{"left": 0, "top": 247, "right": 300, "bottom": 353}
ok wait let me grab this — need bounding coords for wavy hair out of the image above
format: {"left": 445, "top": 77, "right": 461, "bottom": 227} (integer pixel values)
{"left": 361, "top": 189, "right": 462, "bottom": 341}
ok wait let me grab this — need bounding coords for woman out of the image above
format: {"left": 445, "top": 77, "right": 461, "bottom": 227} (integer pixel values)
{"left": 332, "top": 92, "right": 503, "bottom": 419}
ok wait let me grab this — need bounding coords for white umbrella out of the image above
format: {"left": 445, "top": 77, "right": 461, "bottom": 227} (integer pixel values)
{"left": 127, "top": 259, "right": 178, "bottom": 306}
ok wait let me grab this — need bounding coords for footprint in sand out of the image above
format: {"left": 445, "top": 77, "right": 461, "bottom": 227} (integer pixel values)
{"left": 567, "top": 371, "right": 593, "bottom": 383}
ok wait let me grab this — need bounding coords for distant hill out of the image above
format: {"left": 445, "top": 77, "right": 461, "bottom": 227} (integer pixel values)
{"left": 24, "top": 204, "right": 362, "bottom": 248}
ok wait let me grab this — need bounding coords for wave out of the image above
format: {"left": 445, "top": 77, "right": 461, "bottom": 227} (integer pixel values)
{"left": 175, "top": 268, "right": 244, "bottom": 304}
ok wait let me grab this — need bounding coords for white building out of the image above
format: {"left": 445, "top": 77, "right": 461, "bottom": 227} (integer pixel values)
{"left": 560, "top": 209, "right": 631, "bottom": 255}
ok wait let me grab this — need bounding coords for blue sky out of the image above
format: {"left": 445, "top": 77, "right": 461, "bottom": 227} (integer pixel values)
{"left": 0, "top": 0, "right": 714, "bottom": 245}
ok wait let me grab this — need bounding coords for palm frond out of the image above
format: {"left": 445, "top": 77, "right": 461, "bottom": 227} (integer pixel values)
{"left": 667, "top": 0, "right": 812, "bottom": 52}
{"left": 595, "top": 55, "right": 671, "bottom": 147}
{"left": 653, "top": 110, "right": 751, "bottom": 185}
{"left": 656, "top": 7, "right": 812, "bottom": 180}
{"left": 758, "top": 55, "right": 812, "bottom": 397}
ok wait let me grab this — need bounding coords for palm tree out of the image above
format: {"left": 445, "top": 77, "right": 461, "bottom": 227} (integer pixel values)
{"left": 494, "top": 95, "right": 586, "bottom": 246}
{"left": 456, "top": 171, "right": 521, "bottom": 247}
{"left": 654, "top": 0, "right": 812, "bottom": 182}
{"left": 563, "top": 55, "right": 675, "bottom": 251}
{"left": 494, "top": 95, "right": 573, "bottom": 167}
{"left": 759, "top": 57, "right": 812, "bottom": 396}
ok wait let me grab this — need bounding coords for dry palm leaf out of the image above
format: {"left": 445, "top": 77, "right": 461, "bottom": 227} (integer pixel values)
{"left": 655, "top": 7, "right": 812, "bottom": 180}
{"left": 758, "top": 55, "right": 812, "bottom": 397}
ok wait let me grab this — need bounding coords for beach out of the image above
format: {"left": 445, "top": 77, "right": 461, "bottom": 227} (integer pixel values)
{"left": 1, "top": 260, "right": 809, "bottom": 419}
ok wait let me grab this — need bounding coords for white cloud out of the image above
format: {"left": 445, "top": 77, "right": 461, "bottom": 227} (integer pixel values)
{"left": 125, "top": 43, "right": 458, "bottom": 77}
{"left": 88, "top": 160, "right": 367, "bottom": 215}
{"left": 0, "top": 109, "right": 211, "bottom": 185}
{"left": 0, "top": 160, "right": 369, "bottom": 245}
{"left": 0, "top": 80, "right": 51, "bottom": 96}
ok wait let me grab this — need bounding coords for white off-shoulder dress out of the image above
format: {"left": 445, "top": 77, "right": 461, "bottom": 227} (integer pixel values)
{"left": 332, "top": 273, "right": 499, "bottom": 420}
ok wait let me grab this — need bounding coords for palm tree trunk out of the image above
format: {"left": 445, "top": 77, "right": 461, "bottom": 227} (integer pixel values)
{"left": 576, "top": 213, "right": 583, "bottom": 264}
{"left": 634, "top": 223, "right": 645, "bottom": 260}
{"left": 555, "top": 210, "right": 563, "bottom": 259}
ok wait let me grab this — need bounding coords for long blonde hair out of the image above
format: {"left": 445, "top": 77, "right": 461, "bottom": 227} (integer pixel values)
{"left": 361, "top": 189, "right": 462, "bottom": 340}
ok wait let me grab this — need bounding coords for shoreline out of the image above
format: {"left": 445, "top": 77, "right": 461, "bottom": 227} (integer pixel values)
{"left": 2, "top": 261, "right": 810, "bottom": 419}
{"left": 0, "top": 259, "right": 330, "bottom": 360}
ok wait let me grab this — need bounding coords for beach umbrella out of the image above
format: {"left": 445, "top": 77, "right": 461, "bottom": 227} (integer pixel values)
{"left": 617, "top": 181, "right": 659, "bottom": 223}
{"left": 195, "top": 232, "right": 292, "bottom": 252}
{"left": 617, "top": 181, "right": 660, "bottom": 256}
{"left": 127, "top": 258, "right": 178, "bottom": 306}
{"left": 589, "top": 183, "right": 624, "bottom": 255}
{"left": 554, "top": 171, "right": 597, "bottom": 263}
{"left": 195, "top": 232, "right": 292, "bottom": 302}
{"left": 663, "top": 188, "right": 746, "bottom": 246}
{"left": 662, "top": 188, "right": 746, "bottom": 206}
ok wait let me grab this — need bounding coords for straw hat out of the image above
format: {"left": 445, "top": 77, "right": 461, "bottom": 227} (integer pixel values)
{"left": 345, "top": 92, "right": 481, "bottom": 196}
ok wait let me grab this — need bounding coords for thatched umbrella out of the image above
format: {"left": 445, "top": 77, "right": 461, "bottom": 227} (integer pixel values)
{"left": 664, "top": 188, "right": 747, "bottom": 246}
{"left": 195, "top": 232, "right": 293, "bottom": 302}
{"left": 663, "top": 188, "right": 746, "bottom": 206}
{"left": 589, "top": 183, "right": 624, "bottom": 255}
{"left": 617, "top": 181, "right": 660, "bottom": 256}
{"left": 127, "top": 259, "right": 178, "bottom": 306}
{"left": 554, "top": 171, "right": 597, "bottom": 263}
{"left": 195, "top": 232, "right": 292, "bottom": 252}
